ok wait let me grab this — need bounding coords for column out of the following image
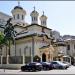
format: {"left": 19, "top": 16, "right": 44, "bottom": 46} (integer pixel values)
{"left": 31, "top": 54, "right": 33, "bottom": 63}
{"left": 1, "top": 55, "right": 3, "bottom": 64}
{"left": 41, "top": 53, "right": 42, "bottom": 62}
{"left": 7, "top": 55, "right": 9, "bottom": 64}
{"left": 69, "top": 57, "right": 71, "bottom": 64}
{"left": 23, "top": 53, "right": 25, "bottom": 64}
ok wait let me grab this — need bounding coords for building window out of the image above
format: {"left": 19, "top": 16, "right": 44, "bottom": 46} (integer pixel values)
{"left": 67, "top": 45, "right": 70, "bottom": 50}
{"left": 14, "top": 15, "right": 15, "bottom": 19}
{"left": 50, "top": 31, "right": 52, "bottom": 37}
{"left": 74, "top": 45, "right": 75, "bottom": 49}
{"left": 35, "top": 17, "right": 37, "bottom": 21}
{"left": 43, "top": 21, "right": 46, "bottom": 25}
{"left": 22, "top": 15, "right": 24, "bottom": 20}
{"left": 32, "top": 17, "right": 33, "bottom": 21}
{"left": 17, "top": 14, "right": 19, "bottom": 19}
{"left": 34, "top": 17, "right": 35, "bottom": 21}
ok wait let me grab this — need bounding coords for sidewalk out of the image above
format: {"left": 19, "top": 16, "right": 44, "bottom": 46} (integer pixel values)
{"left": 0, "top": 66, "right": 75, "bottom": 75}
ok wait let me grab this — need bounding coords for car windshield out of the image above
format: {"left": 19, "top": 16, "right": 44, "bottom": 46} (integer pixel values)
{"left": 51, "top": 61, "right": 65, "bottom": 65}
{"left": 29, "top": 63, "right": 36, "bottom": 65}
{"left": 56, "top": 61, "right": 66, "bottom": 65}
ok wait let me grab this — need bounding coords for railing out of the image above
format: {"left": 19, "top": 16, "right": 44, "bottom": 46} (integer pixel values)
{"left": 0, "top": 55, "right": 31, "bottom": 64}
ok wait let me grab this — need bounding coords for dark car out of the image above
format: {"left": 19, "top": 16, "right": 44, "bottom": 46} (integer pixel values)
{"left": 40, "top": 62, "right": 53, "bottom": 70}
{"left": 21, "top": 62, "right": 42, "bottom": 72}
{"left": 50, "top": 61, "right": 68, "bottom": 69}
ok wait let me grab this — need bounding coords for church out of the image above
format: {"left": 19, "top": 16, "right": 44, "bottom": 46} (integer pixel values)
{"left": 0, "top": 2, "right": 55, "bottom": 68}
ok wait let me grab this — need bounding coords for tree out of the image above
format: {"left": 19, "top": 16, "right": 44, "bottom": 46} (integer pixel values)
{"left": 4, "top": 18, "right": 16, "bottom": 56}
{"left": 0, "top": 32, "right": 6, "bottom": 55}
{"left": 33, "top": 55, "right": 41, "bottom": 62}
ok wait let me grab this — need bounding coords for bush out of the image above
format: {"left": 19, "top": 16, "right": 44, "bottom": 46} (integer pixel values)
{"left": 33, "top": 55, "right": 41, "bottom": 62}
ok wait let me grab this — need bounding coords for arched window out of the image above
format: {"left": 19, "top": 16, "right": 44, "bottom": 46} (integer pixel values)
{"left": 34, "top": 17, "right": 35, "bottom": 21}
{"left": 14, "top": 15, "right": 15, "bottom": 19}
{"left": 17, "top": 14, "right": 19, "bottom": 19}
{"left": 22, "top": 15, "right": 24, "bottom": 20}
{"left": 32, "top": 17, "right": 33, "bottom": 21}
{"left": 43, "top": 21, "right": 46, "bottom": 25}
{"left": 35, "top": 17, "right": 37, "bottom": 21}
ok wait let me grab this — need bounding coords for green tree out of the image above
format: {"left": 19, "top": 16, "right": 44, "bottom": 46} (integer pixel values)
{"left": 4, "top": 18, "right": 16, "bottom": 56}
{"left": 0, "top": 32, "right": 6, "bottom": 55}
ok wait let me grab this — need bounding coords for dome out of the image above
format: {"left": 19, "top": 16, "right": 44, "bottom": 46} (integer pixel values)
{"left": 31, "top": 10, "right": 38, "bottom": 14}
{"left": 14, "top": 6, "right": 23, "bottom": 10}
{"left": 40, "top": 11, "right": 47, "bottom": 19}
{"left": 30, "top": 10, "right": 39, "bottom": 16}
{"left": 30, "top": 7, "right": 39, "bottom": 16}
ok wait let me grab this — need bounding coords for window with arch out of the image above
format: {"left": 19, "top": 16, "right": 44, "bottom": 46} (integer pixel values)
{"left": 32, "top": 17, "right": 34, "bottom": 21}
{"left": 35, "top": 17, "right": 37, "bottom": 21}
{"left": 17, "top": 14, "right": 19, "bottom": 19}
{"left": 14, "top": 15, "right": 15, "bottom": 19}
{"left": 67, "top": 45, "right": 70, "bottom": 50}
{"left": 34, "top": 17, "right": 35, "bottom": 21}
{"left": 22, "top": 15, "right": 24, "bottom": 20}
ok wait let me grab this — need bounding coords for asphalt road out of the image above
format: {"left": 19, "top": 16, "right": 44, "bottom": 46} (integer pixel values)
{"left": 0, "top": 65, "right": 75, "bottom": 75}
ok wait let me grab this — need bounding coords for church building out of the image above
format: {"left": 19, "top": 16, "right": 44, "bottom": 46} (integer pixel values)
{"left": 0, "top": 3, "right": 55, "bottom": 68}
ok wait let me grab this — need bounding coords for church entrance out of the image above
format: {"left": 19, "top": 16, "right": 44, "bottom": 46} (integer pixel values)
{"left": 42, "top": 53, "right": 46, "bottom": 62}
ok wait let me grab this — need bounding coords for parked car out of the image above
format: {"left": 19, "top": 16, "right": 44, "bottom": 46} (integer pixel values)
{"left": 50, "top": 61, "right": 68, "bottom": 69}
{"left": 62, "top": 61, "right": 71, "bottom": 67}
{"left": 40, "top": 62, "right": 53, "bottom": 70}
{"left": 21, "top": 62, "right": 42, "bottom": 72}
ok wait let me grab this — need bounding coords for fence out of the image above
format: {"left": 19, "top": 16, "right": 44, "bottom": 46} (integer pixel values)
{"left": 0, "top": 55, "right": 31, "bottom": 64}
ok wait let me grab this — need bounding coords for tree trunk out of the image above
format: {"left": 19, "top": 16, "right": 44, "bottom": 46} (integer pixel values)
{"left": 14, "top": 40, "right": 16, "bottom": 56}
{"left": 6, "top": 45, "right": 7, "bottom": 56}
{"left": 9, "top": 40, "right": 10, "bottom": 55}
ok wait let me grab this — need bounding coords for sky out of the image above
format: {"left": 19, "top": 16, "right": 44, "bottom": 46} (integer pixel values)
{"left": 0, "top": 1, "right": 75, "bottom": 36}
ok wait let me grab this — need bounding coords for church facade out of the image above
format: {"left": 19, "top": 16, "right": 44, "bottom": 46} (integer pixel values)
{"left": 0, "top": 4, "right": 55, "bottom": 67}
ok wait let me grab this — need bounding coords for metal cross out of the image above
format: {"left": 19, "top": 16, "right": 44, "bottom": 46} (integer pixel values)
{"left": 18, "top": 1, "right": 20, "bottom": 6}
{"left": 43, "top": 11, "right": 44, "bottom": 15}
{"left": 34, "top": 6, "right": 35, "bottom": 11}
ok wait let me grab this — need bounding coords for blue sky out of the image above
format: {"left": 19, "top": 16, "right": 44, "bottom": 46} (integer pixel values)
{"left": 0, "top": 1, "right": 75, "bottom": 36}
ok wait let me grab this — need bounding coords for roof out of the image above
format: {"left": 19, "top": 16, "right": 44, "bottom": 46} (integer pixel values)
{"left": 39, "top": 45, "right": 50, "bottom": 49}
{"left": 15, "top": 31, "right": 51, "bottom": 40}
{"left": 14, "top": 6, "right": 23, "bottom": 10}
{"left": 24, "top": 24, "right": 52, "bottom": 30}
{"left": 0, "top": 11, "right": 12, "bottom": 18}
{"left": 40, "top": 14, "right": 47, "bottom": 19}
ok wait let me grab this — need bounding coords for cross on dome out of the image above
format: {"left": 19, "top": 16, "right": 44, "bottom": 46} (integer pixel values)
{"left": 34, "top": 6, "right": 35, "bottom": 11}
{"left": 18, "top": 1, "right": 20, "bottom": 6}
{"left": 43, "top": 11, "right": 44, "bottom": 15}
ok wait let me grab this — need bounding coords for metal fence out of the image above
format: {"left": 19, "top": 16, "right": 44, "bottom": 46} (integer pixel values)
{"left": 0, "top": 55, "right": 31, "bottom": 64}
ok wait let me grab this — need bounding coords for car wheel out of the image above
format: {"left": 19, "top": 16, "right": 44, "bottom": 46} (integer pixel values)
{"left": 38, "top": 68, "right": 41, "bottom": 71}
{"left": 43, "top": 67, "right": 46, "bottom": 70}
{"left": 21, "top": 68, "right": 25, "bottom": 71}
{"left": 59, "top": 66, "right": 63, "bottom": 69}
{"left": 47, "top": 67, "right": 49, "bottom": 70}
{"left": 32, "top": 68, "right": 36, "bottom": 72}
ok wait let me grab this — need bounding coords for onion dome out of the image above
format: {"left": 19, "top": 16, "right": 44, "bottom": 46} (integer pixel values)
{"left": 40, "top": 11, "right": 47, "bottom": 20}
{"left": 14, "top": 6, "right": 23, "bottom": 10}
{"left": 30, "top": 6, "right": 39, "bottom": 17}
{"left": 40, "top": 11, "right": 47, "bottom": 27}
{"left": 30, "top": 6, "right": 39, "bottom": 24}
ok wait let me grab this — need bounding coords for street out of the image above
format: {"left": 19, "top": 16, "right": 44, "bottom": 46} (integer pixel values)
{"left": 0, "top": 65, "right": 75, "bottom": 75}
